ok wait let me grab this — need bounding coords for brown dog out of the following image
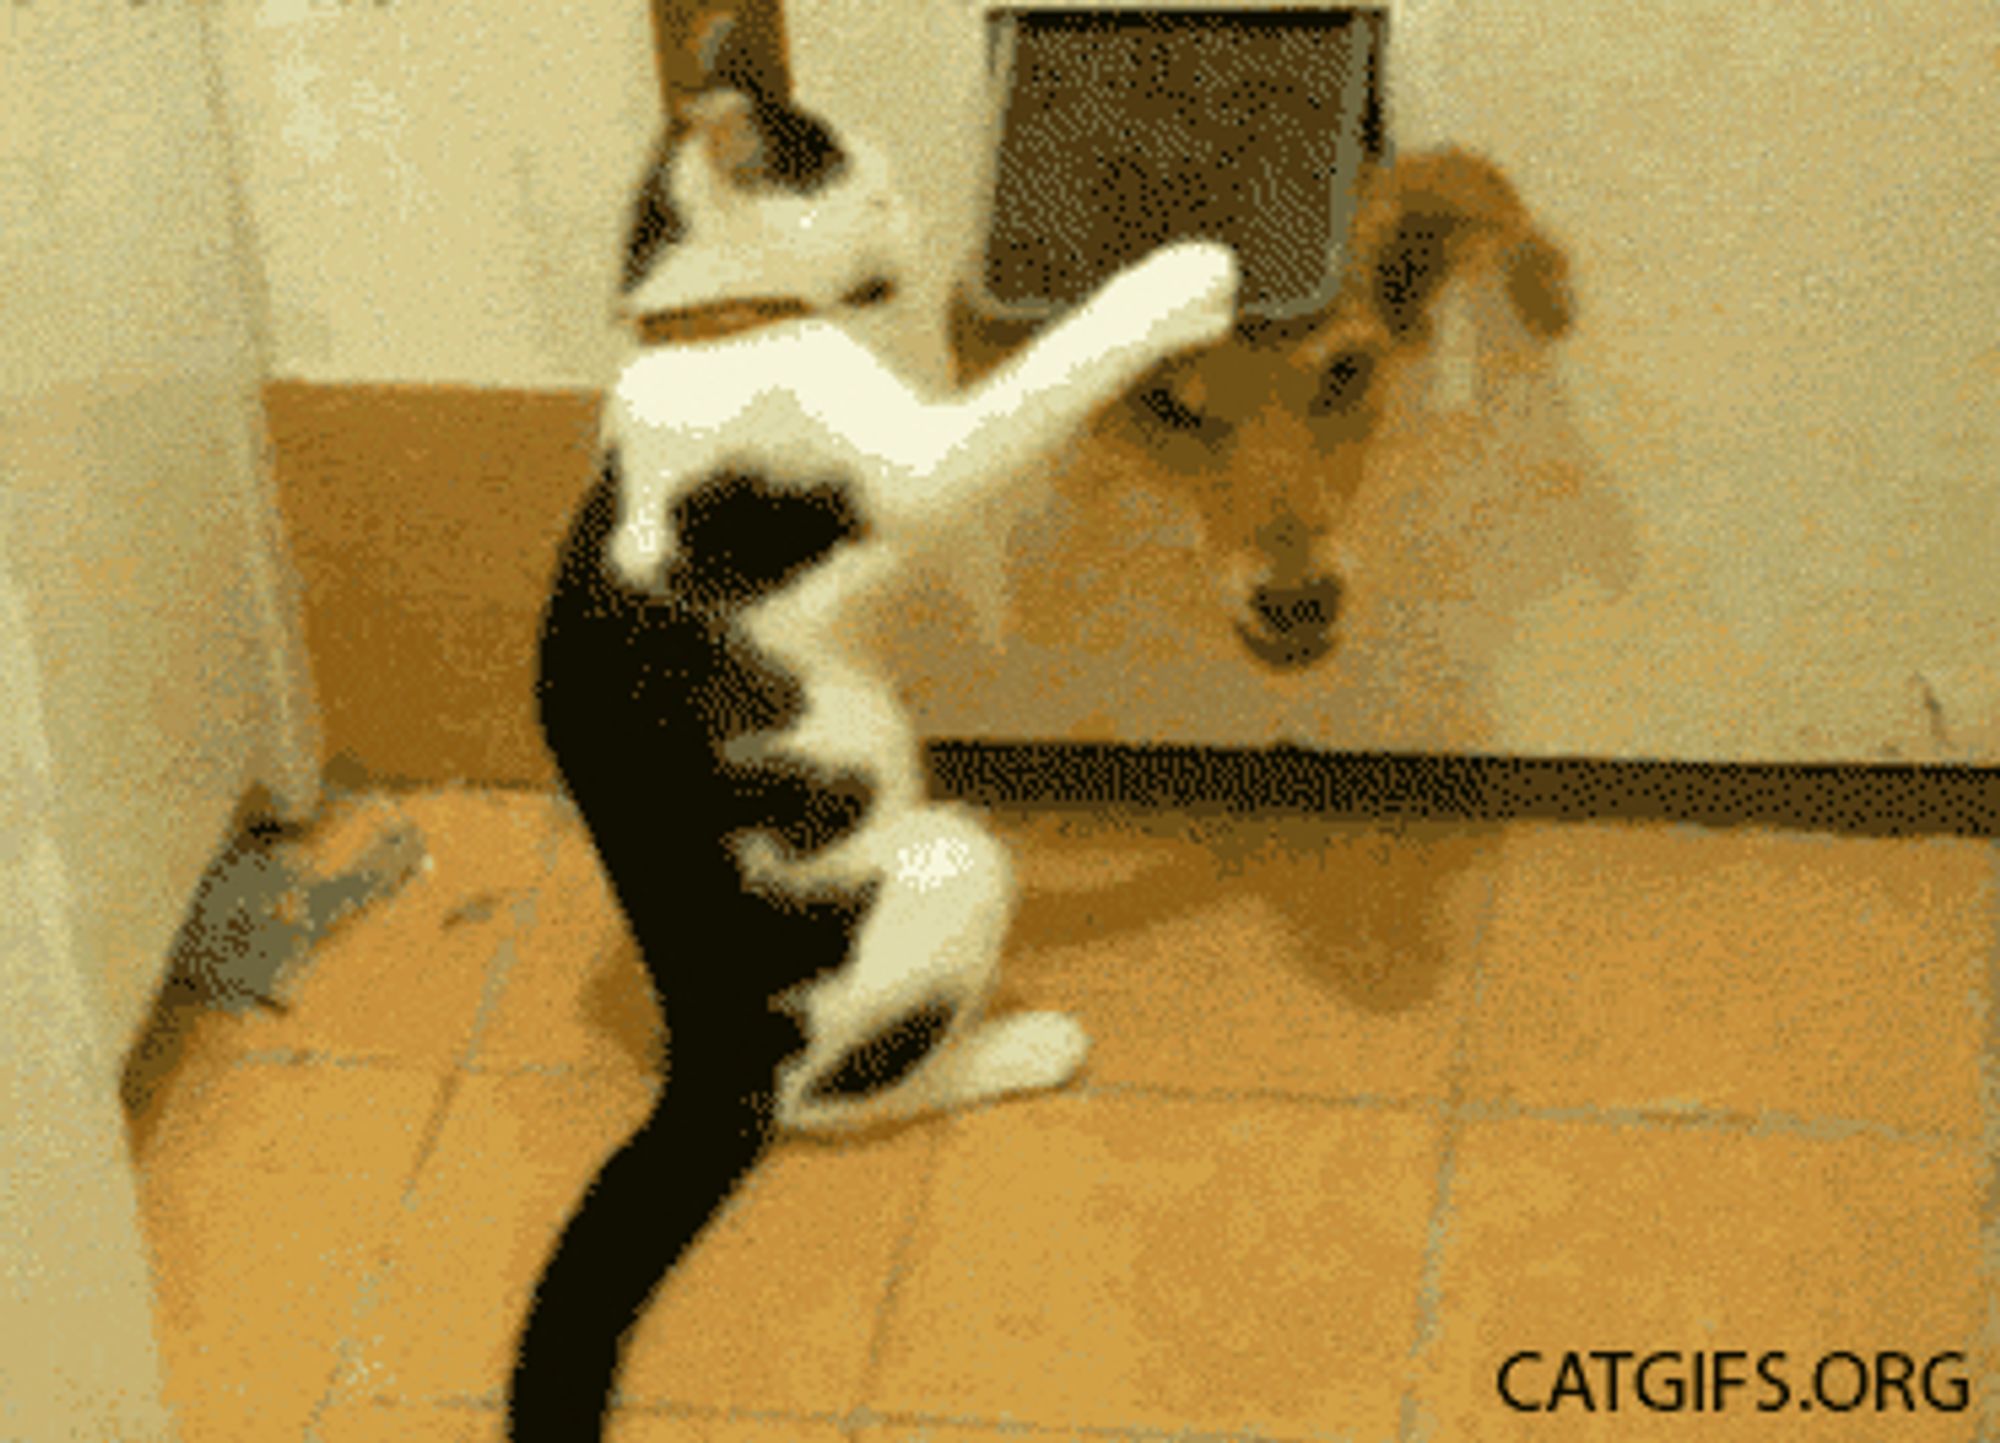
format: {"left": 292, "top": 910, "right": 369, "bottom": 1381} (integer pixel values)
{"left": 955, "top": 146, "right": 1577, "bottom": 670}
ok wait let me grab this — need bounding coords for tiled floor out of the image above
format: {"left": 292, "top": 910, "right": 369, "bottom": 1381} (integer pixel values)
{"left": 125, "top": 787, "right": 1998, "bottom": 1442}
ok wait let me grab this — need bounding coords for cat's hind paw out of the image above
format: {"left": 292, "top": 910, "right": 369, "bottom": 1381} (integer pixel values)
{"left": 939, "top": 1010, "right": 1090, "bottom": 1105}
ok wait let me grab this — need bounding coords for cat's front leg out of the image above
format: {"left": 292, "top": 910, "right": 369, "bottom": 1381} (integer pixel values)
{"left": 1086, "top": 238, "right": 1243, "bottom": 366}
{"left": 923, "top": 241, "right": 1239, "bottom": 499}
{"left": 986, "top": 239, "right": 1239, "bottom": 411}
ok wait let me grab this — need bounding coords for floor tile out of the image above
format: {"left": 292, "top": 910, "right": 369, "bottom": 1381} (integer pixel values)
{"left": 390, "top": 788, "right": 565, "bottom": 899}
{"left": 992, "top": 807, "right": 1499, "bottom": 1102}
{"left": 313, "top": 1400, "right": 495, "bottom": 1441}
{"left": 1409, "top": 1115, "right": 1985, "bottom": 1441}
{"left": 868, "top": 1091, "right": 1442, "bottom": 1440}
{"left": 850, "top": 1425, "right": 1107, "bottom": 1442}
{"left": 616, "top": 1128, "right": 938, "bottom": 1417}
{"left": 135, "top": 1059, "right": 442, "bottom": 1175}
{"left": 144, "top": 1155, "right": 406, "bottom": 1442}
{"left": 194, "top": 789, "right": 561, "bottom": 1066}
{"left": 339, "top": 1068, "right": 655, "bottom": 1407}
{"left": 850, "top": 1427, "right": 1034, "bottom": 1443}
{"left": 346, "top": 1070, "right": 935, "bottom": 1419}
{"left": 137, "top": 1061, "right": 441, "bottom": 1441}
{"left": 312, "top": 1401, "right": 844, "bottom": 1442}
{"left": 852, "top": 1425, "right": 1279, "bottom": 1443}
{"left": 1466, "top": 824, "right": 1993, "bottom": 1135}
{"left": 470, "top": 817, "right": 660, "bottom": 1074}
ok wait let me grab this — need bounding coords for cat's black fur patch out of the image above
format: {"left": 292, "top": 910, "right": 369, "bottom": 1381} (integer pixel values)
{"left": 520, "top": 448, "right": 888, "bottom": 1439}
{"left": 620, "top": 132, "right": 689, "bottom": 295}
{"left": 535, "top": 457, "right": 881, "bottom": 1020}
{"left": 665, "top": 468, "right": 867, "bottom": 610}
{"left": 734, "top": 757, "right": 876, "bottom": 857}
{"left": 696, "top": 619, "right": 807, "bottom": 746}
{"left": 808, "top": 1001, "right": 957, "bottom": 1100}
{"left": 742, "top": 100, "right": 848, "bottom": 194}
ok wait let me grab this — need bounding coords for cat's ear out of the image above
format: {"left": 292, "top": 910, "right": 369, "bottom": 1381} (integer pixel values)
{"left": 687, "top": 9, "right": 790, "bottom": 103}
{"left": 682, "top": 89, "right": 765, "bottom": 187}
{"left": 692, "top": 12, "right": 747, "bottom": 90}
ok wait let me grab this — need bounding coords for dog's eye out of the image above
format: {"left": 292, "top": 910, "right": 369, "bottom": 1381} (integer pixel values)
{"left": 1310, "top": 349, "right": 1377, "bottom": 416}
{"left": 1139, "top": 385, "right": 1209, "bottom": 433}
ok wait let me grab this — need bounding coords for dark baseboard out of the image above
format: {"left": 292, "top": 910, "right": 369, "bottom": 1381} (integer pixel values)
{"left": 925, "top": 741, "right": 2000, "bottom": 839}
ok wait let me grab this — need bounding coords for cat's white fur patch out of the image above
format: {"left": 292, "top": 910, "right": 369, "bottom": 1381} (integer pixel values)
{"left": 893, "top": 833, "right": 976, "bottom": 892}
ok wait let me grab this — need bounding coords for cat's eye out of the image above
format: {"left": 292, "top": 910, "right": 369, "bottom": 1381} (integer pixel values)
{"left": 841, "top": 276, "right": 897, "bottom": 309}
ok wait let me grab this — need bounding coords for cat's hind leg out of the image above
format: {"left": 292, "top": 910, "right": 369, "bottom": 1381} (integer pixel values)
{"left": 775, "top": 804, "right": 1087, "bottom": 1134}
{"left": 909, "top": 1006, "right": 1090, "bottom": 1113}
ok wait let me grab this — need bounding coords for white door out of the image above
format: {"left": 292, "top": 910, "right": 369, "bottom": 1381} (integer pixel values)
{"left": 2, "top": 6, "right": 319, "bottom": 1438}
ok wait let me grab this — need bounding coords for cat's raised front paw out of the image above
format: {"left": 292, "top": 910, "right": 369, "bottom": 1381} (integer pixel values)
{"left": 1124, "top": 240, "right": 1240, "bottom": 355}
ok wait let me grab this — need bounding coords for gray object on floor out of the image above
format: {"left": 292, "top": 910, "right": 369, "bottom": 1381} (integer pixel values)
{"left": 168, "top": 811, "right": 430, "bottom": 1012}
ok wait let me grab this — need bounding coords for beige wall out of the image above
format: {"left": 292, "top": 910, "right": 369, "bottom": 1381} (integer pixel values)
{"left": 209, "top": 0, "right": 660, "bottom": 387}
{"left": 215, "top": 0, "right": 2000, "bottom": 762}
{"left": 1395, "top": 0, "right": 2000, "bottom": 759}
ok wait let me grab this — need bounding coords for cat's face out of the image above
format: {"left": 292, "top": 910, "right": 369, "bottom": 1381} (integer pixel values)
{"left": 616, "top": 89, "right": 915, "bottom": 338}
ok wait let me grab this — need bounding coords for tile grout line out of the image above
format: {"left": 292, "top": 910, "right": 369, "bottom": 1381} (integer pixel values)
{"left": 280, "top": 786, "right": 451, "bottom": 1442}
{"left": 446, "top": 789, "right": 574, "bottom": 1075}
{"left": 1394, "top": 839, "right": 1508, "bottom": 1443}
{"left": 1450, "top": 1096, "right": 1981, "bottom": 1152}
{"left": 299, "top": 960, "right": 510, "bottom": 1432}
{"left": 844, "top": 1403, "right": 1327, "bottom": 1441}
{"left": 847, "top": 1118, "right": 951, "bottom": 1432}
{"left": 415, "top": 1061, "right": 1983, "bottom": 1152}
{"left": 306, "top": 793, "right": 571, "bottom": 1435}
{"left": 1073, "top": 1079, "right": 1454, "bottom": 1115}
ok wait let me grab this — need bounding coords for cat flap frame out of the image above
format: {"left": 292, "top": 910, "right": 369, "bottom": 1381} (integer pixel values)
{"left": 972, "top": 3, "right": 1391, "bottom": 325}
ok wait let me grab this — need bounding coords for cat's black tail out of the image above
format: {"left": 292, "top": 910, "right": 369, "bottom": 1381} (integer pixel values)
{"left": 507, "top": 1045, "right": 783, "bottom": 1442}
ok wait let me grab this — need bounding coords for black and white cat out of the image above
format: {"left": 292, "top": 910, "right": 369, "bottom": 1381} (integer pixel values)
{"left": 510, "top": 23, "right": 1237, "bottom": 1442}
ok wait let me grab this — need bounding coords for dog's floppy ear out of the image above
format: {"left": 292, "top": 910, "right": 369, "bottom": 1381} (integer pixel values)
{"left": 1355, "top": 147, "right": 1578, "bottom": 346}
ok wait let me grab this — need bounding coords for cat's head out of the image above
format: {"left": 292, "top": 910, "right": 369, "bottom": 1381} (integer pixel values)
{"left": 615, "top": 14, "right": 915, "bottom": 335}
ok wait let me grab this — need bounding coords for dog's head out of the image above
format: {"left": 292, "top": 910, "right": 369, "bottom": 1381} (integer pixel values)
{"left": 1099, "top": 309, "right": 1386, "bottom": 668}
{"left": 1095, "top": 148, "right": 1578, "bottom": 670}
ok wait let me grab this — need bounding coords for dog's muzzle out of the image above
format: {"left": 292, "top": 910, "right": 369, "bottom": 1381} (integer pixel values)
{"left": 1237, "top": 575, "right": 1343, "bottom": 670}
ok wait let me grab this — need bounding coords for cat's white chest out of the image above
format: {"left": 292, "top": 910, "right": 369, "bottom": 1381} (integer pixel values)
{"left": 605, "top": 324, "right": 912, "bottom": 586}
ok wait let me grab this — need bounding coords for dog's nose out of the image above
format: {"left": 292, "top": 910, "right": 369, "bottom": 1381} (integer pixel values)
{"left": 1238, "top": 574, "right": 1343, "bottom": 669}
{"left": 1251, "top": 575, "right": 1343, "bottom": 636}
